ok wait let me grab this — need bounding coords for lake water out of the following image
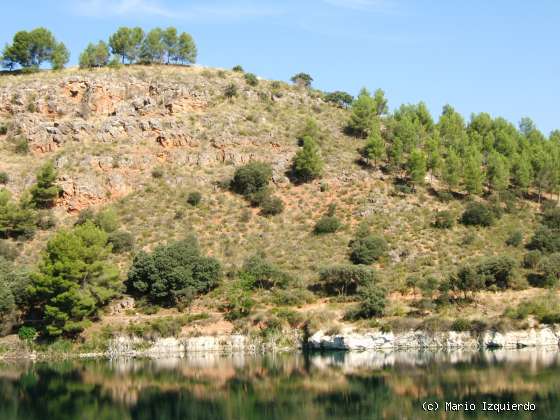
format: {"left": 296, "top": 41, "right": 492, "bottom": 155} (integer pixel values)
{"left": 0, "top": 349, "right": 559, "bottom": 419}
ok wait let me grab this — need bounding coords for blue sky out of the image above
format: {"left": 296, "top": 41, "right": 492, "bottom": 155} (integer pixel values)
{"left": 2, "top": 0, "right": 559, "bottom": 134}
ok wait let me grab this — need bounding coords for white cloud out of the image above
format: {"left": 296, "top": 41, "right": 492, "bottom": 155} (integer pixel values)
{"left": 73, "top": 0, "right": 282, "bottom": 20}
{"left": 322, "top": 0, "right": 393, "bottom": 12}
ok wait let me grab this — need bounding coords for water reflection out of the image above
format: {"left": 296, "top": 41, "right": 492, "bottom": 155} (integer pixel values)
{"left": 0, "top": 350, "right": 559, "bottom": 419}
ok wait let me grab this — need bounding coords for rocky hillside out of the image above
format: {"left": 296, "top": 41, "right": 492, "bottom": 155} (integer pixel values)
{"left": 0, "top": 65, "right": 556, "bottom": 344}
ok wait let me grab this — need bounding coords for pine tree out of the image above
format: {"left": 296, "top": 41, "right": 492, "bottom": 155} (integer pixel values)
{"left": 463, "top": 150, "right": 484, "bottom": 195}
{"left": 511, "top": 152, "right": 532, "bottom": 192}
{"left": 487, "top": 151, "right": 510, "bottom": 193}
{"left": 442, "top": 150, "right": 461, "bottom": 191}
{"left": 373, "top": 88, "right": 389, "bottom": 116}
{"left": 425, "top": 135, "right": 442, "bottom": 181}
{"left": 347, "top": 88, "right": 376, "bottom": 138}
{"left": 30, "top": 162, "right": 60, "bottom": 209}
{"left": 407, "top": 149, "right": 427, "bottom": 189}
{"left": 292, "top": 136, "right": 324, "bottom": 182}
{"left": 361, "top": 128, "right": 385, "bottom": 166}
{"left": 27, "top": 221, "right": 121, "bottom": 337}
{"left": 387, "top": 138, "right": 404, "bottom": 173}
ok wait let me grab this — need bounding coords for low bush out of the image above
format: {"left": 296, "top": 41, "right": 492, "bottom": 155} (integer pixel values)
{"left": 222, "top": 283, "right": 255, "bottom": 320}
{"left": 537, "top": 253, "right": 560, "bottom": 287}
{"left": 505, "top": 230, "right": 523, "bottom": 247}
{"left": 433, "top": 211, "right": 454, "bottom": 229}
{"left": 260, "top": 195, "right": 284, "bottom": 216}
{"left": 224, "top": 83, "right": 238, "bottom": 98}
{"left": 542, "top": 208, "right": 560, "bottom": 230}
{"left": 151, "top": 167, "right": 164, "bottom": 178}
{"left": 239, "top": 254, "right": 292, "bottom": 290}
{"left": 505, "top": 294, "right": 560, "bottom": 324}
{"left": 108, "top": 230, "right": 134, "bottom": 254}
{"left": 232, "top": 65, "right": 244, "bottom": 72}
{"left": 314, "top": 215, "right": 341, "bottom": 234}
{"left": 346, "top": 284, "right": 387, "bottom": 319}
{"left": 231, "top": 162, "right": 272, "bottom": 197}
{"left": 0, "top": 172, "right": 8, "bottom": 185}
{"left": 527, "top": 226, "right": 560, "bottom": 253}
{"left": 349, "top": 235, "right": 388, "bottom": 264}
{"left": 460, "top": 203, "right": 495, "bottom": 227}
{"left": 317, "top": 265, "right": 377, "bottom": 296}
{"left": 126, "top": 316, "right": 191, "bottom": 339}
{"left": 244, "top": 73, "right": 258, "bottom": 86}
{"left": 523, "top": 250, "right": 543, "bottom": 269}
{"left": 187, "top": 191, "right": 202, "bottom": 206}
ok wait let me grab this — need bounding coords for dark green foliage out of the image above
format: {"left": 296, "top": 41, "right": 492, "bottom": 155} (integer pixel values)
{"left": 0, "top": 172, "right": 9, "bottom": 185}
{"left": 292, "top": 136, "right": 324, "bottom": 182}
{"left": 290, "top": 73, "right": 313, "bottom": 88}
{"left": 244, "top": 72, "right": 258, "bottom": 86}
{"left": 317, "top": 265, "right": 376, "bottom": 296}
{"left": 2, "top": 28, "right": 68, "bottom": 70}
{"left": 222, "top": 284, "right": 255, "bottom": 321}
{"left": 324, "top": 91, "right": 353, "bottom": 108}
{"left": 75, "top": 208, "right": 96, "bottom": 226}
{"left": 232, "top": 65, "right": 244, "bottom": 72}
{"left": 314, "top": 216, "right": 341, "bottom": 234}
{"left": 260, "top": 195, "right": 284, "bottom": 216}
{"left": 79, "top": 41, "right": 110, "bottom": 68}
{"left": 433, "top": 211, "right": 454, "bottom": 229}
{"left": 224, "top": 83, "right": 238, "bottom": 98}
{"left": 349, "top": 235, "right": 388, "bottom": 264}
{"left": 527, "top": 226, "right": 560, "bottom": 253}
{"left": 126, "top": 236, "right": 221, "bottom": 307}
{"left": 346, "top": 88, "right": 377, "bottom": 137}
{"left": 30, "top": 162, "right": 60, "bottom": 209}
{"left": 0, "top": 189, "right": 37, "bottom": 239}
{"left": 505, "top": 230, "right": 523, "bottom": 247}
{"left": 475, "top": 256, "right": 518, "bottom": 290}
{"left": 187, "top": 192, "right": 202, "bottom": 206}
{"left": 231, "top": 162, "right": 273, "bottom": 197}
{"left": 239, "top": 254, "right": 292, "bottom": 290}
{"left": 18, "top": 326, "right": 37, "bottom": 342}
{"left": 460, "top": 203, "right": 495, "bottom": 227}
{"left": 524, "top": 250, "right": 542, "bottom": 269}
{"left": 151, "top": 167, "right": 164, "bottom": 178}
{"left": 542, "top": 208, "right": 560, "bottom": 230}
{"left": 350, "top": 284, "right": 387, "bottom": 319}
{"left": 108, "top": 230, "right": 134, "bottom": 254}
{"left": 27, "top": 222, "right": 121, "bottom": 337}
{"left": 537, "top": 253, "right": 560, "bottom": 288}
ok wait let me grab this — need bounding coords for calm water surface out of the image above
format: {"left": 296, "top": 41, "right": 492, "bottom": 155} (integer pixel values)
{"left": 0, "top": 349, "right": 559, "bottom": 419}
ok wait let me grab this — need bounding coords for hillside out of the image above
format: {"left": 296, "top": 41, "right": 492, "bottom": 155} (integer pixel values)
{"left": 0, "top": 65, "right": 558, "bottom": 348}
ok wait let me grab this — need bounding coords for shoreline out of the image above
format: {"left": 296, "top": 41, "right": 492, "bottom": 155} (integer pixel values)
{"left": 2, "top": 325, "right": 560, "bottom": 361}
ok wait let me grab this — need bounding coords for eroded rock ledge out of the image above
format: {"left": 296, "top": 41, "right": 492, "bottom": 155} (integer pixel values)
{"left": 99, "top": 327, "right": 560, "bottom": 358}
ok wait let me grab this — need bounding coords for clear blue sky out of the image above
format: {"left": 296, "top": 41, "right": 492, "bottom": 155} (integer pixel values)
{"left": 2, "top": 0, "right": 559, "bottom": 134}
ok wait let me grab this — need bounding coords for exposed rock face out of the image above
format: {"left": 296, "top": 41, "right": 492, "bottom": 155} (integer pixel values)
{"left": 0, "top": 70, "right": 302, "bottom": 211}
{"left": 307, "top": 327, "right": 560, "bottom": 350}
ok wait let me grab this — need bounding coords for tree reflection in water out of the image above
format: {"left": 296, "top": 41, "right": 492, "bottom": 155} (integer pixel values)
{"left": 0, "top": 350, "right": 559, "bottom": 419}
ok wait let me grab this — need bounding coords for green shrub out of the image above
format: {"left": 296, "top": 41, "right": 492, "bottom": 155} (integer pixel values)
{"left": 0, "top": 241, "right": 18, "bottom": 261}
{"left": 450, "top": 318, "right": 472, "bottom": 332}
{"left": 30, "top": 162, "right": 61, "bottom": 209}
{"left": 244, "top": 72, "right": 258, "bottom": 86}
{"left": 314, "top": 216, "right": 341, "bottom": 234}
{"left": 222, "top": 283, "right": 255, "bottom": 320}
{"left": 126, "top": 236, "right": 221, "bottom": 306}
{"left": 475, "top": 256, "right": 519, "bottom": 290}
{"left": 346, "top": 284, "right": 387, "bottom": 319}
{"left": 505, "top": 295, "right": 560, "bottom": 324}
{"left": 232, "top": 65, "right": 244, "bottom": 72}
{"left": 537, "top": 253, "right": 560, "bottom": 287}
{"left": 433, "top": 211, "right": 454, "bottom": 229}
{"left": 271, "top": 288, "right": 314, "bottom": 306}
{"left": 523, "top": 250, "right": 543, "bottom": 269}
{"left": 13, "top": 137, "right": 29, "bottom": 155}
{"left": 239, "top": 254, "right": 292, "bottom": 290}
{"left": 505, "top": 230, "right": 523, "bottom": 247}
{"left": 260, "top": 195, "right": 284, "bottom": 216}
{"left": 231, "top": 162, "right": 272, "bottom": 197}
{"left": 324, "top": 91, "right": 353, "bottom": 108}
{"left": 317, "top": 265, "right": 377, "bottom": 296}
{"left": 126, "top": 316, "right": 189, "bottom": 339}
{"left": 18, "top": 326, "right": 37, "bottom": 342}
{"left": 460, "top": 203, "right": 495, "bottom": 227}
{"left": 187, "top": 191, "right": 202, "bottom": 206}
{"left": 528, "top": 226, "right": 560, "bottom": 253}
{"left": 0, "top": 123, "right": 7, "bottom": 135}
{"left": 95, "top": 208, "right": 119, "bottom": 233}
{"left": 0, "top": 172, "right": 8, "bottom": 185}
{"left": 349, "top": 235, "right": 388, "bottom": 264}
{"left": 151, "top": 167, "right": 164, "bottom": 178}
{"left": 542, "top": 208, "right": 560, "bottom": 230}
{"left": 108, "top": 230, "right": 134, "bottom": 254}
{"left": 224, "top": 83, "right": 238, "bottom": 98}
